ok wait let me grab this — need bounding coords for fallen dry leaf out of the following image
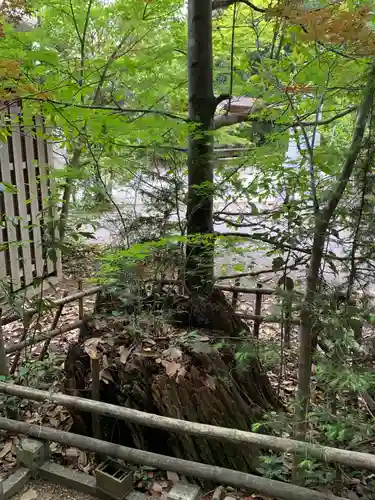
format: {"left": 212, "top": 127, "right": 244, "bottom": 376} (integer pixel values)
{"left": 203, "top": 375, "right": 216, "bottom": 390}
{"left": 151, "top": 482, "right": 163, "bottom": 493}
{"left": 162, "top": 360, "right": 181, "bottom": 378}
{"left": 163, "top": 347, "right": 182, "bottom": 360}
{"left": 102, "top": 354, "right": 109, "bottom": 369}
{"left": 78, "top": 450, "right": 88, "bottom": 469}
{"left": 84, "top": 337, "right": 101, "bottom": 359}
{"left": 100, "top": 369, "right": 114, "bottom": 384}
{"left": 176, "top": 366, "right": 186, "bottom": 383}
{"left": 212, "top": 486, "right": 225, "bottom": 500}
{"left": 0, "top": 440, "right": 12, "bottom": 459}
{"left": 65, "top": 447, "right": 79, "bottom": 456}
{"left": 119, "top": 346, "right": 130, "bottom": 364}
{"left": 144, "top": 338, "right": 156, "bottom": 346}
{"left": 49, "top": 418, "right": 59, "bottom": 428}
{"left": 167, "top": 471, "right": 179, "bottom": 483}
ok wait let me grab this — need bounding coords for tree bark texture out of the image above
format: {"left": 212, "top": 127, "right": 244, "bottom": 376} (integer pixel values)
{"left": 185, "top": 0, "right": 216, "bottom": 292}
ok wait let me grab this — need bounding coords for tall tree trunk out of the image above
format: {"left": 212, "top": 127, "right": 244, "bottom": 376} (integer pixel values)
{"left": 295, "top": 61, "right": 375, "bottom": 446}
{"left": 185, "top": 0, "right": 216, "bottom": 293}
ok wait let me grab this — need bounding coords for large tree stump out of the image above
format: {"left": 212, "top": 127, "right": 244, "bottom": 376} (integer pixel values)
{"left": 64, "top": 288, "right": 280, "bottom": 474}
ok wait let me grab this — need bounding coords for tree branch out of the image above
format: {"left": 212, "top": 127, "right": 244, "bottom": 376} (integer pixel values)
{"left": 12, "top": 98, "right": 188, "bottom": 122}
{"left": 323, "top": 64, "right": 375, "bottom": 221}
{"left": 212, "top": 0, "right": 265, "bottom": 13}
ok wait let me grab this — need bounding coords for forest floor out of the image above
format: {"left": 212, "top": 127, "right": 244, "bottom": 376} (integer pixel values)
{"left": 2, "top": 243, "right": 375, "bottom": 500}
{"left": 0, "top": 242, "right": 297, "bottom": 500}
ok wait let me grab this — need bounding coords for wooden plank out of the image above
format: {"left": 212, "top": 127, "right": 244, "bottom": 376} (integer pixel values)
{"left": 34, "top": 116, "right": 54, "bottom": 274}
{"left": 10, "top": 107, "right": 33, "bottom": 286}
{"left": 24, "top": 124, "right": 43, "bottom": 277}
{"left": 45, "top": 131, "right": 62, "bottom": 277}
{"left": 0, "top": 134, "right": 21, "bottom": 290}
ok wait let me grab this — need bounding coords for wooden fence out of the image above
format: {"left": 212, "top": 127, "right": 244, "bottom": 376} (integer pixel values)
{"left": 0, "top": 100, "right": 62, "bottom": 293}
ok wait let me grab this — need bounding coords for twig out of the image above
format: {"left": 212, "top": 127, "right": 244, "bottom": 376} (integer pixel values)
{"left": 10, "top": 313, "right": 32, "bottom": 375}
{"left": 39, "top": 291, "right": 68, "bottom": 361}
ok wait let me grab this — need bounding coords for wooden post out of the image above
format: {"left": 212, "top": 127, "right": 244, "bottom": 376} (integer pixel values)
{"left": 91, "top": 355, "right": 102, "bottom": 463}
{"left": 253, "top": 284, "right": 263, "bottom": 339}
{"left": 10, "top": 312, "right": 32, "bottom": 374}
{"left": 39, "top": 291, "right": 68, "bottom": 361}
{"left": 91, "top": 357, "right": 101, "bottom": 440}
{"left": 231, "top": 278, "right": 241, "bottom": 309}
{"left": 278, "top": 277, "right": 294, "bottom": 349}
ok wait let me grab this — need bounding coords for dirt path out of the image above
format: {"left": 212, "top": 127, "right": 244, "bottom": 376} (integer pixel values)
{"left": 11, "top": 479, "right": 95, "bottom": 500}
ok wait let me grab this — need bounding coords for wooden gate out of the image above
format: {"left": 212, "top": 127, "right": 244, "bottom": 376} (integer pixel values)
{"left": 0, "top": 101, "right": 62, "bottom": 293}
